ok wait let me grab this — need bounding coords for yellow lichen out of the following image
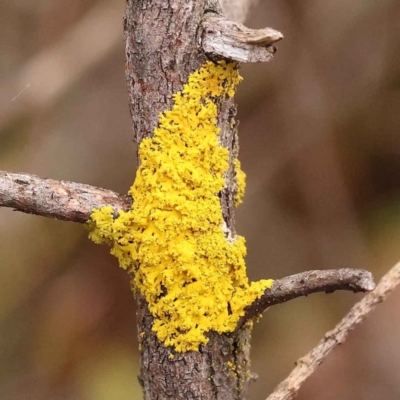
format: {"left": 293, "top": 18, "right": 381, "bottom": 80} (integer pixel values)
{"left": 227, "top": 360, "right": 235, "bottom": 371}
{"left": 88, "top": 61, "right": 273, "bottom": 352}
{"left": 234, "top": 159, "right": 246, "bottom": 206}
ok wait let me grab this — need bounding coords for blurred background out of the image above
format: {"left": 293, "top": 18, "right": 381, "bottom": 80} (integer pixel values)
{"left": 1, "top": 0, "right": 400, "bottom": 399}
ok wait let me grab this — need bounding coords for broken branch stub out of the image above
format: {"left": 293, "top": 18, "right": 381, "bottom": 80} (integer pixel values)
{"left": 201, "top": 14, "right": 283, "bottom": 63}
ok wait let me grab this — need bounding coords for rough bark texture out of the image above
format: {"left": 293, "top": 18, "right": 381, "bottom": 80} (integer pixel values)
{"left": 136, "top": 296, "right": 256, "bottom": 400}
{"left": 124, "top": 0, "right": 206, "bottom": 145}
{"left": 124, "top": 1, "right": 254, "bottom": 399}
{"left": 0, "top": 170, "right": 131, "bottom": 222}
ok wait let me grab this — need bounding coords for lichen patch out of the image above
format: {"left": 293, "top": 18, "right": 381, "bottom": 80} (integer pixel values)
{"left": 88, "top": 61, "right": 273, "bottom": 352}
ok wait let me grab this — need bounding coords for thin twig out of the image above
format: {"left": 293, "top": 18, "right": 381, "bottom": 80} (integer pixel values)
{"left": 0, "top": 170, "right": 131, "bottom": 223}
{"left": 266, "top": 261, "right": 400, "bottom": 400}
{"left": 239, "top": 269, "right": 375, "bottom": 327}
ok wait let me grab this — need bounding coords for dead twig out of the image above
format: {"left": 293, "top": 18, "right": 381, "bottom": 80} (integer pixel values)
{"left": 266, "top": 261, "right": 400, "bottom": 400}
{"left": 239, "top": 268, "right": 375, "bottom": 327}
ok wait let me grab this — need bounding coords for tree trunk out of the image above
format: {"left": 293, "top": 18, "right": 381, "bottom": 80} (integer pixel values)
{"left": 124, "top": 1, "right": 253, "bottom": 398}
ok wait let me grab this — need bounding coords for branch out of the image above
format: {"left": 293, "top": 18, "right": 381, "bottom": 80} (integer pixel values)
{"left": 239, "top": 269, "right": 375, "bottom": 327}
{"left": 0, "top": 170, "right": 131, "bottom": 223}
{"left": 201, "top": 14, "right": 283, "bottom": 63}
{"left": 265, "top": 261, "right": 400, "bottom": 400}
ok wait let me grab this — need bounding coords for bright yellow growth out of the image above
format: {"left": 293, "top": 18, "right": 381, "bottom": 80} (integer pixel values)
{"left": 88, "top": 61, "right": 273, "bottom": 352}
{"left": 234, "top": 159, "right": 246, "bottom": 206}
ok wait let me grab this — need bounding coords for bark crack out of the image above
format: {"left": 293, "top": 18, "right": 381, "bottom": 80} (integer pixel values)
{"left": 208, "top": 349, "right": 219, "bottom": 400}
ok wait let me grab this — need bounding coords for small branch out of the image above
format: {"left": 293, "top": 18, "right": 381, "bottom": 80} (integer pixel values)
{"left": 201, "top": 14, "right": 283, "bottom": 63}
{"left": 240, "top": 269, "right": 375, "bottom": 326}
{"left": 265, "top": 262, "right": 400, "bottom": 400}
{"left": 0, "top": 170, "right": 131, "bottom": 223}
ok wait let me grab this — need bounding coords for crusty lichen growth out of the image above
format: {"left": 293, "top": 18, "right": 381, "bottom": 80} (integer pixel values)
{"left": 234, "top": 159, "right": 246, "bottom": 206}
{"left": 88, "top": 61, "right": 273, "bottom": 352}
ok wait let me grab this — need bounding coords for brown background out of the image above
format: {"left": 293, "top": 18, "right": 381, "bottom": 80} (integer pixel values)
{"left": 1, "top": 1, "right": 400, "bottom": 399}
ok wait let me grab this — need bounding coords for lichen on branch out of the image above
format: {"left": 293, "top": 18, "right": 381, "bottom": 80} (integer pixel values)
{"left": 88, "top": 61, "right": 273, "bottom": 352}
{"left": 234, "top": 159, "right": 246, "bottom": 206}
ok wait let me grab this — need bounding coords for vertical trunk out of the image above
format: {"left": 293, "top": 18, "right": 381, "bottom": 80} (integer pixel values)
{"left": 124, "top": 1, "right": 252, "bottom": 398}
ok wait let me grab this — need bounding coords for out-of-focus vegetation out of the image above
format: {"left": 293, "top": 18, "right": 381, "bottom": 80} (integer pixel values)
{"left": 1, "top": 1, "right": 399, "bottom": 399}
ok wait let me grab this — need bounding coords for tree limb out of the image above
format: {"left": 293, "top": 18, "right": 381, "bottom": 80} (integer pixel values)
{"left": 238, "top": 269, "right": 375, "bottom": 327}
{"left": 0, "top": 170, "right": 131, "bottom": 223}
{"left": 265, "top": 261, "right": 400, "bottom": 400}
